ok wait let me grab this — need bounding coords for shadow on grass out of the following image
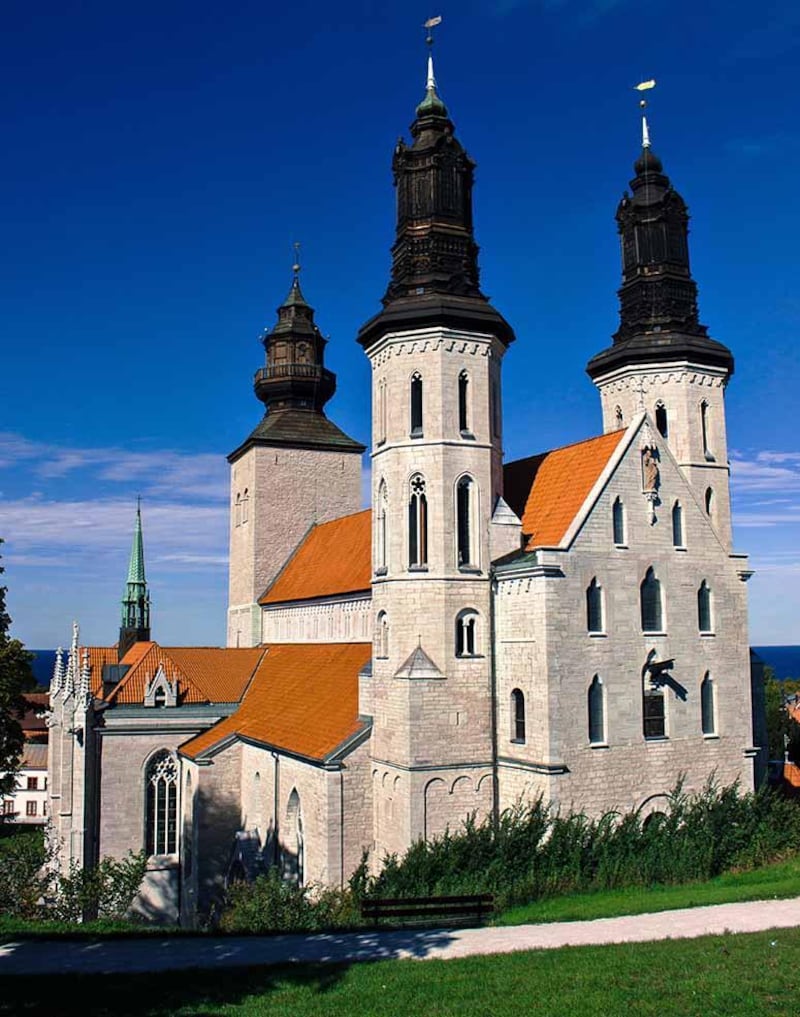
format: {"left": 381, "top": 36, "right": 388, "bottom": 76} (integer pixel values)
{"left": 0, "top": 925, "right": 459, "bottom": 1016}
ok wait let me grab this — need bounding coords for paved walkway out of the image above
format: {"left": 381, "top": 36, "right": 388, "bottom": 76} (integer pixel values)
{"left": 2, "top": 897, "right": 799, "bottom": 975}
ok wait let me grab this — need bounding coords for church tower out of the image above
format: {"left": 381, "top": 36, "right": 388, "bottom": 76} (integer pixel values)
{"left": 586, "top": 114, "right": 735, "bottom": 546}
{"left": 227, "top": 265, "right": 365, "bottom": 647}
{"left": 358, "top": 43, "right": 515, "bottom": 859}
{"left": 119, "top": 500, "right": 150, "bottom": 660}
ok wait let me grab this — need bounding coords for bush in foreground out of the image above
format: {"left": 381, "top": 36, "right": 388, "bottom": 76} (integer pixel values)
{"left": 219, "top": 779, "right": 800, "bottom": 932}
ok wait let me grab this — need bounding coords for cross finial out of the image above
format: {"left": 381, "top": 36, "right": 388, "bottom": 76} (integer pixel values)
{"left": 634, "top": 79, "right": 656, "bottom": 149}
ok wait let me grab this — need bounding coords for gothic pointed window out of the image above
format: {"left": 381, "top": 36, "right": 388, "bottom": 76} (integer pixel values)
{"left": 640, "top": 567, "right": 663, "bottom": 633}
{"left": 377, "top": 378, "right": 387, "bottom": 445}
{"left": 456, "top": 475, "right": 475, "bottom": 567}
{"left": 234, "top": 493, "right": 241, "bottom": 527}
{"left": 455, "top": 609, "right": 479, "bottom": 657}
{"left": 510, "top": 689, "right": 526, "bottom": 743}
{"left": 284, "top": 789, "right": 304, "bottom": 886}
{"left": 586, "top": 578, "right": 604, "bottom": 633}
{"left": 672, "top": 501, "right": 684, "bottom": 547}
{"left": 376, "top": 480, "right": 388, "bottom": 573}
{"left": 701, "top": 672, "right": 716, "bottom": 735}
{"left": 458, "top": 370, "right": 470, "bottom": 433}
{"left": 145, "top": 750, "right": 178, "bottom": 856}
{"left": 588, "top": 675, "right": 605, "bottom": 744}
{"left": 655, "top": 402, "right": 668, "bottom": 439}
{"left": 698, "top": 580, "right": 713, "bottom": 633}
{"left": 376, "top": 611, "right": 389, "bottom": 659}
{"left": 410, "top": 373, "right": 423, "bottom": 437}
{"left": 612, "top": 497, "right": 626, "bottom": 546}
{"left": 241, "top": 489, "right": 249, "bottom": 524}
{"left": 408, "top": 474, "right": 428, "bottom": 567}
{"left": 700, "top": 400, "right": 712, "bottom": 459}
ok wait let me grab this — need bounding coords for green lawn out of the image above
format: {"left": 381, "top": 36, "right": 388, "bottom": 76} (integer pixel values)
{"left": 495, "top": 855, "right": 800, "bottom": 926}
{"left": 2, "top": 928, "right": 799, "bottom": 1016}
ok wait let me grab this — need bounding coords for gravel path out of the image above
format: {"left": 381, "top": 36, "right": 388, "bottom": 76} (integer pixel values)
{"left": 2, "top": 897, "right": 799, "bottom": 975}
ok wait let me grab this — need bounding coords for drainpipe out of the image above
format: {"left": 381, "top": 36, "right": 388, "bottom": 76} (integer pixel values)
{"left": 489, "top": 566, "right": 500, "bottom": 828}
{"left": 340, "top": 767, "right": 345, "bottom": 887}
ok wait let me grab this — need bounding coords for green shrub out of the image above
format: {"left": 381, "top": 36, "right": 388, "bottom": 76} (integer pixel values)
{"left": 50, "top": 851, "right": 147, "bottom": 922}
{"left": 0, "top": 828, "right": 50, "bottom": 918}
{"left": 219, "top": 867, "right": 360, "bottom": 933}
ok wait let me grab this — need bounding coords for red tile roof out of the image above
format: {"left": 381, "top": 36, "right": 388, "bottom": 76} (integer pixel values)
{"left": 260, "top": 509, "right": 372, "bottom": 605}
{"left": 181, "top": 642, "right": 371, "bottom": 762}
{"left": 106, "top": 644, "right": 266, "bottom": 705}
{"left": 504, "top": 430, "right": 627, "bottom": 550}
{"left": 20, "top": 693, "right": 49, "bottom": 739}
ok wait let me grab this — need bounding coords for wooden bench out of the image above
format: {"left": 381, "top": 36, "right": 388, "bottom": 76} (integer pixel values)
{"left": 361, "top": 893, "right": 494, "bottom": 928}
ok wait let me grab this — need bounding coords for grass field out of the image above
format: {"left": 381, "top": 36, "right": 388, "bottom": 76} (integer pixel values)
{"left": 497, "top": 855, "right": 800, "bottom": 925}
{"left": 2, "top": 927, "right": 799, "bottom": 1016}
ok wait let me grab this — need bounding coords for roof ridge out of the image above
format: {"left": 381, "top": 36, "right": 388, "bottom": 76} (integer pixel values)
{"left": 506, "top": 427, "right": 626, "bottom": 469}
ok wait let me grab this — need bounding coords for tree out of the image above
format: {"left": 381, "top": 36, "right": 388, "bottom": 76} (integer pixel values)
{"left": 0, "top": 540, "right": 35, "bottom": 800}
{"left": 763, "top": 665, "right": 800, "bottom": 762}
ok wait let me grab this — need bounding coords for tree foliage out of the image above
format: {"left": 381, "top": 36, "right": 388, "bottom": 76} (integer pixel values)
{"left": 0, "top": 540, "right": 35, "bottom": 799}
{"left": 763, "top": 665, "right": 800, "bottom": 761}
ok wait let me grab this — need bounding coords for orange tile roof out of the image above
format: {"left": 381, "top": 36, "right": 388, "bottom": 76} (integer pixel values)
{"left": 104, "top": 643, "right": 266, "bottom": 705}
{"left": 784, "top": 762, "right": 800, "bottom": 789}
{"left": 181, "top": 642, "right": 372, "bottom": 762}
{"left": 260, "top": 509, "right": 371, "bottom": 605}
{"left": 86, "top": 647, "right": 119, "bottom": 696}
{"left": 504, "top": 430, "right": 627, "bottom": 551}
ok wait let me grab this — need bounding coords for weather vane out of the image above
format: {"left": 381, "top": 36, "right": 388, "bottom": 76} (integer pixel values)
{"left": 424, "top": 15, "right": 442, "bottom": 47}
{"left": 634, "top": 79, "right": 656, "bottom": 148}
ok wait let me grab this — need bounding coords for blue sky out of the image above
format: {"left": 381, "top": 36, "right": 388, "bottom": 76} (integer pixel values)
{"left": 1, "top": 0, "right": 798, "bottom": 648}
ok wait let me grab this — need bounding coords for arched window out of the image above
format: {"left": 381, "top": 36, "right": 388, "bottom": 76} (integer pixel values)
{"left": 705, "top": 486, "right": 714, "bottom": 518}
{"left": 698, "top": 580, "right": 713, "bottom": 633}
{"left": 458, "top": 371, "right": 470, "bottom": 433}
{"left": 410, "top": 372, "right": 423, "bottom": 436}
{"left": 456, "top": 475, "right": 476, "bottom": 567}
{"left": 241, "top": 489, "right": 249, "bottom": 524}
{"left": 655, "top": 402, "right": 668, "bottom": 439}
{"left": 700, "top": 400, "right": 711, "bottom": 458}
{"left": 615, "top": 406, "right": 624, "bottom": 428}
{"left": 234, "top": 493, "right": 241, "bottom": 527}
{"left": 701, "top": 672, "right": 715, "bottom": 735}
{"left": 586, "top": 578, "right": 604, "bottom": 633}
{"left": 376, "top": 480, "right": 388, "bottom": 573}
{"left": 612, "top": 497, "right": 626, "bottom": 546}
{"left": 376, "top": 611, "right": 389, "bottom": 659}
{"left": 510, "top": 689, "right": 526, "bottom": 743}
{"left": 284, "top": 789, "right": 304, "bottom": 886}
{"left": 378, "top": 378, "right": 387, "bottom": 445}
{"left": 408, "top": 474, "right": 428, "bottom": 567}
{"left": 588, "top": 675, "right": 605, "bottom": 744}
{"left": 145, "top": 750, "right": 178, "bottom": 856}
{"left": 640, "top": 567, "right": 663, "bottom": 632}
{"left": 455, "top": 609, "right": 479, "bottom": 657}
{"left": 672, "top": 501, "right": 684, "bottom": 547}
{"left": 643, "top": 682, "right": 666, "bottom": 739}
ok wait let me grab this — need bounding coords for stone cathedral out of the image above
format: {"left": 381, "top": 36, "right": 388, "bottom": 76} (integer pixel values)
{"left": 47, "top": 54, "right": 761, "bottom": 924}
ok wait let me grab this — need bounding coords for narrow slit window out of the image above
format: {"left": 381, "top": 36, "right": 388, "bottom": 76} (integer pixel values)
{"left": 700, "top": 400, "right": 711, "bottom": 458}
{"left": 458, "top": 371, "right": 470, "bottom": 433}
{"left": 511, "top": 689, "right": 525, "bottom": 743}
{"left": 586, "top": 578, "right": 603, "bottom": 633}
{"left": 701, "top": 673, "right": 715, "bottom": 735}
{"left": 640, "top": 567, "right": 663, "bottom": 632}
{"left": 705, "top": 486, "right": 714, "bottom": 519}
{"left": 588, "top": 675, "right": 605, "bottom": 744}
{"left": 612, "top": 497, "right": 626, "bottom": 545}
{"left": 410, "top": 373, "right": 423, "bottom": 436}
{"left": 672, "top": 501, "right": 683, "bottom": 547}
{"left": 643, "top": 687, "right": 666, "bottom": 739}
{"left": 698, "top": 580, "right": 712, "bottom": 633}
{"left": 655, "top": 402, "right": 668, "bottom": 438}
{"left": 456, "top": 476, "right": 474, "bottom": 566}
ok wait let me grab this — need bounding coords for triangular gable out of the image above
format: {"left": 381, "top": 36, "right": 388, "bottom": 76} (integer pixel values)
{"left": 504, "top": 429, "right": 628, "bottom": 551}
{"left": 105, "top": 643, "right": 267, "bottom": 705}
{"left": 394, "top": 644, "right": 445, "bottom": 680}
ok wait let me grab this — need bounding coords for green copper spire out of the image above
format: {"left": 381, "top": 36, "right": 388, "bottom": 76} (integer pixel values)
{"left": 416, "top": 49, "right": 447, "bottom": 119}
{"left": 119, "top": 498, "right": 150, "bottom": 659}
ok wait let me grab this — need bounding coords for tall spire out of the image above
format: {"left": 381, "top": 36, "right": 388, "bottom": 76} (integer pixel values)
{"left": 586, "top": 89, "right": 733, "bottom": 381}
{"left": 119, "top": 500, "right": 150, "bottom": 660}
{"left": 358, "top": 20, "right": 513, "bottom": 349}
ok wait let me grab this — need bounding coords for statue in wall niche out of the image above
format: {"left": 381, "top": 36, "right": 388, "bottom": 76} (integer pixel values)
{"left": 642, "top": 446, "right": 659, "bottom": 493}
